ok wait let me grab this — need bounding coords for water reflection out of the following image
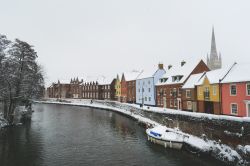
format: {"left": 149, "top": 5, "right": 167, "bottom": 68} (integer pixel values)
{"left": 0, "top": 104, "right": 224, "bottom": 166}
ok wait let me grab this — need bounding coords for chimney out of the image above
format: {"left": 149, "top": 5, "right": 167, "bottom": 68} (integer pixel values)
{"left": 158, "top": 63, "right": 164, "bottom": 69}
{"left": 168, "top": 65, "right": 172, "bottom": 70}
{"left": 181, "top": 60, "right": 186, "bottom": 67}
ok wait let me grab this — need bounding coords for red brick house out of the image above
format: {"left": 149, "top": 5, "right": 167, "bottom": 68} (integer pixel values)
{"left": 98, "top": 77, "right": 116, "bottom": 100}
{"left": 47, "top": 80, "right": 71, "bottom": 98}
{"left": 120, "top": 71, "right": 142, "bottom": 103}
{"left": 181, "top": 72, "right": 205, "bottom": 112}
{"left": 82, "top": 81, "right": 99, "bottom": 99}
{"left": 156, "top": 60, "right": 209, "bottom": 110}
{"left": 70, "top": 77, "right": 83, "bottom": 98}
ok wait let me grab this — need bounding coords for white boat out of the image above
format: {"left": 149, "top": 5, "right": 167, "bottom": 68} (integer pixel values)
{"left": 146, "top": 126, "right": 184, "bottom": 150}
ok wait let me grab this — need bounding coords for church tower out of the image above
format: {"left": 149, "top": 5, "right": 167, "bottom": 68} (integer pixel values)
{"left": 207, "top": 27, "right": 222, "bottom": 70}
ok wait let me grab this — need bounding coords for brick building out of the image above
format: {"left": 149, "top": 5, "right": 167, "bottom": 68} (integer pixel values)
{"left": 156, "top": 60, "right": 209, "bottom": 110}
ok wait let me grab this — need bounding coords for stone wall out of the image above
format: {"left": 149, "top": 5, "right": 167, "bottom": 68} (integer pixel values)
{"left": 99, "top": 100, "right": 250, "bottom": 148}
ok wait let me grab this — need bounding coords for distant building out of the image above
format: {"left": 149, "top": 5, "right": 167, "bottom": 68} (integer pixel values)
{"left": 47, "top": 80, "right": 71, "bottom": 98}
{"left": 207, "top": 27, "right": 222, "bottom": 70}
{"left": 120, "top": 71, "right": 142, "bottom": 103}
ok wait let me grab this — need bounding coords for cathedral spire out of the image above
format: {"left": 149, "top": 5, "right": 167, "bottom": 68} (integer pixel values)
{"left": 206, "top": 27, "right": 222, "bottom": 70}
{"left": 210, "top": 26, "right": 218, "bottom": 59}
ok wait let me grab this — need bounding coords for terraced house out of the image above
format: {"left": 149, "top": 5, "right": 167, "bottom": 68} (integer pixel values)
{"left": 136, "top": 64, "right": 166, "bottom": 106}
{"left": 182, "top": 72, "right": 205, "bottom": 112}
{"left": 156, "top": 60, "right": 209, "bottom": 110}
{"left": 120, "top": 71, "right": 142, "bottom": 103}
{"left": 115, "top": 74, "right": 121, "bottom": 101}
{"left": 196, "top": 68, "right": 229, "bottom": 114}
{"left": 221, "top": 63, "right": 250, "bottom": 117}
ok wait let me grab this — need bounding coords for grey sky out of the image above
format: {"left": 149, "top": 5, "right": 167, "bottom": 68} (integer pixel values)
{"left": 1, "top": 0, "right": 249, "bottom": 86}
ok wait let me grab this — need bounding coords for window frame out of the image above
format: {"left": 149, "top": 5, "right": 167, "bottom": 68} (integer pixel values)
{"left": 246, "top": 83, "right": 250, "bottom": 96}
{"left": 230, "top": 84, "right": 237, "bottom": 96}
{"left": 231, "top": 103, "right": 238, "bottom": 115}
{"left": 186, "top": 90, "right": 191, "bottom": 98}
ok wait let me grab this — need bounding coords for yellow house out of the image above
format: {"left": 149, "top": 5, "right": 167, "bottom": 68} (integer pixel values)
{"left": 197, "top": 76, "right": 220, "bottom": 102}
{"left": 196, "top": 69, "right": 226, "bottom": 115}
{"left": 115, "top": 74, "right": 121, "bottom": 101}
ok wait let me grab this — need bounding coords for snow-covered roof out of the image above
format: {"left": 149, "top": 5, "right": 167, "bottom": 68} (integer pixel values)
{"left": 58, "top": 80, "right": 71, "bottom": 84}
{"left": 97, "top": 76, "right": 115, "bottom": 85}
{"left": 157, "top": 60, "right": 204, "bottom": 85}
{"left": 83, "top": 75, "right": 115, "bottom": 85}
{"left": 182, "top": 73, "right": 205, "bottom": 89}
{"left": 196, "top": 67, "right": 230, "bottom": 85}
{"left": 123, "top": 70, "right": 142, "bottom": 81}
{"left": 221, "top": 63, "right": 250, "bottom": 83}
{"left": 137, "top": 70, "right": 153, "bottom": 80}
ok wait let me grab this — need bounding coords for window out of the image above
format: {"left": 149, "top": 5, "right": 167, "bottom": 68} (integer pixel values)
{"left": 178, "top": 88, "right": 182, "bottom": 96}
{"left": 142, "top": 88, "right": 144, "bottom": 92}
{"left": 145, "top": 97, "right": 147, "bottom": 101}
{"left": 148, "top": 81, "right": 150, "bottom": 84}
{"left": 174, "top": 99, "right": 177, "bottom": 107}
{"left": 170, "top": 89, "right": 172, "bottom": 96}
{"left": 247, "top": 83, "right": 250, "bottom": 96}
{"left": 204, "top": 87, "right": 210, "bottom": 99}
{"left": 148, "top": 88, "right": 151, "bottom": 92}
{"left": 213, "top": 86, "right": 217, "bottom": 96}
{"left": 170, "top": 100, "right": 173, "bottom": 107}
{"left": 186, "top": 90, "right": 191, "bottom": 98}
{"left": 230, "top": 84, "right": 237, "bottom": 96}
{"left": 138, "top": 89, "right": 140, "bottom": 92}
{"left": 173, "top": 88, "right": 177, "bottom": 97}
{"left": 231, "top": 103, "right": 238, "bottom": 115}
{"left": 149, "top": 97, "right": 151, "bottom": 101}
{"left": 187, "top": 101, "right": 192, "bottom": 110}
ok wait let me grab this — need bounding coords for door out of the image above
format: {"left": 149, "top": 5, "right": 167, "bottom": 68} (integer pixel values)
{"left": 205, "top": 101, "right": 214, "bottom": 114}
{"left": 163, "top": 97, "right": 167, "bottom": 108}
{"left": 177, "top": 98, "right": 181, "bottom": 110}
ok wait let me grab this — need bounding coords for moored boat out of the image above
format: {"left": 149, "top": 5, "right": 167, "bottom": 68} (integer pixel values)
{"left": 146, "top": 125, "right": 184, "bottom": 150}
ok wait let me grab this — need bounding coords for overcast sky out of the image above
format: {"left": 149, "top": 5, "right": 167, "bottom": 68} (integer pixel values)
{"left": 1, "top": 0, "right": 249, "bottom": 86}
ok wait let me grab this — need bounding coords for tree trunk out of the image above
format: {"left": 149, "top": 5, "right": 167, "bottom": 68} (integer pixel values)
{"left": 3, "top": 99, "right": 8, "bottom": 119}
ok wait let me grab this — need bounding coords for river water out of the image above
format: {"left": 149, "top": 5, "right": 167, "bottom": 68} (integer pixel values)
{"left": 0, "top": 103, "right": 223, "bottom": 166}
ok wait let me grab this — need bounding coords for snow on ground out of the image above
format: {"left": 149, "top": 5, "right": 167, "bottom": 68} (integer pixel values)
{"left": 36, "top": 99, "right": 249, "bottom": 165}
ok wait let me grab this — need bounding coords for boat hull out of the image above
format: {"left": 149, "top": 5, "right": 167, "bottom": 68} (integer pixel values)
{"left": 147, "top": 135, "right": 183, "bottom": 150}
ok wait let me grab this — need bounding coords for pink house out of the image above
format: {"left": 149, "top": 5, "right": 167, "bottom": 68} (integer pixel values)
{"left": 221, "top": 64, "right": 250, "bottom": 117}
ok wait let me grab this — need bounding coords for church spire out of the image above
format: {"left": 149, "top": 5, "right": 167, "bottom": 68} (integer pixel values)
{"left": 210, "top": 26, "right": 218, "bottom": 59}
{"left": 206, "top": 26, "right": 222, "bottom": 70}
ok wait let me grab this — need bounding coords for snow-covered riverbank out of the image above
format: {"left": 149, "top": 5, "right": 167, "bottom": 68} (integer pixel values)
{"left": 35, "top": 99, "right": 249, "bottom": 165}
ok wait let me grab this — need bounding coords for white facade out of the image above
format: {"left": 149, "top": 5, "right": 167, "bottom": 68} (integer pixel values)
{"left": 136, "top": 67, "right": 166, "bottom": 106}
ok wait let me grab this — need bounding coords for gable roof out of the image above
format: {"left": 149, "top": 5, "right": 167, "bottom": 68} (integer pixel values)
{"left": 123, "top": 70, "right": 142, "bottom": 81}
{"left": 196, "top": 64, "right": 235, "bottom": 85}
{"left": 182, "top": 72, "right": 205, "bottom": 89}
{"left": 221, "top": 63, "right": 250, "bottom": 83}
{"left": 157, "top": 60, "right": 206, "bottom": 86}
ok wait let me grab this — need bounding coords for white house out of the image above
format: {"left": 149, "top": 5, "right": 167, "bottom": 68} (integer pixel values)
{"left": 136, "top": 64, "right": 166, "bottom": 106}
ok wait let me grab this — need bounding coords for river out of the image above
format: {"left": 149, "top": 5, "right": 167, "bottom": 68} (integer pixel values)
{"left": 0, "top": 103, "right": 224, "bottom": 166}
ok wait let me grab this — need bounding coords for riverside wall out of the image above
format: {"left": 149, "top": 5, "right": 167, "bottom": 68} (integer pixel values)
{"left": 97, "top": 100, "right": 250, "bottom": 147}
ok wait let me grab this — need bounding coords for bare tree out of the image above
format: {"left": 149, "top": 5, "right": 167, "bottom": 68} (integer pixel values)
{"left": 0, "top": 35, "right": 44, "bottom": 123}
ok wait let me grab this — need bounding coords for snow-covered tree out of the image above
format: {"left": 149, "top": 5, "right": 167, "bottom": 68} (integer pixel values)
{"left": 0, "top": 34, "right": 44, "bottom": 123}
